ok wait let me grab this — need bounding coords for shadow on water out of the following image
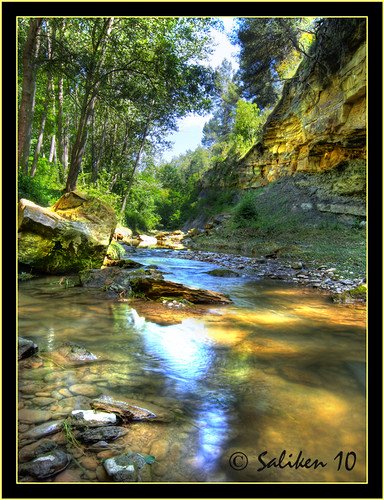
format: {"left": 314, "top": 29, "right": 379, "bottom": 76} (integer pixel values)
{"left": 17, "top": 249, "right": 366, "bottom": 482}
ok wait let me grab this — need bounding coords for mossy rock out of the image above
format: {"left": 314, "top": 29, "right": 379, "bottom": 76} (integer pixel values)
{"left": 18, "top": 192, "right": 116, "bottom": 274}
{"left": 205, "top": 269, "right": 240, "bottom": 277}
{"left": 330, "top": 284, "right": 367, "bottom": 303}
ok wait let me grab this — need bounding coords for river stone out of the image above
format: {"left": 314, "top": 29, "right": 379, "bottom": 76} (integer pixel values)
{"left": 205, "top": 269, "right": 240, "bottom": 277}
{"left": 130, "top": 276, "right": 232, "bottom": 304}
{"left": 19, "top": 449, "right": 70, "bottom": 479}
{"left": 56, "top": 342, "right": 98, "bottom": 363}
{"left": 78, "top": 426, "right": 127, "bottom": 443}
{"left": 104, "top": 452, "right": 147, "bottom": 482}
{"left": 19, "top": 408, "right": 53, "bottom": 424}
{"left": 149, "top": 439, "right": 169, "bottom": 461}
{"left": 71, "top": 410, "right": 116, "bottom": 426}
{"left": 79, "top": 266, "right": 133, "bottom": 293}
{"left": 22, "top": 420, "right": 64, "bottom": 441}
{"left": 18, "top": 439, "right": 58, "bottom": 463}
{"left": 69, "top": 384, "right": 100, "bottom": 397}
{"left": 58, "top": 395, "right": 92, "bottom": 411}
{"left": 32, "top": 397, "right": 56, "bottom": 407}
{"left": 18, "top": 192, "right": 116, "bottom": 274}
{"left": 18, "top": 337, "right": 38, "bottom": 360}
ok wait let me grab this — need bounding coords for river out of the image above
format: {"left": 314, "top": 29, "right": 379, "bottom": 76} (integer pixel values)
{"left": 18, "top": 248, "right": 366, "bottom": 483}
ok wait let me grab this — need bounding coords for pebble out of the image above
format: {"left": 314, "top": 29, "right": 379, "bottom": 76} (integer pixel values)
{"left": 80, "top": 456, "right": 98, "bottom": 471}
{"left": 19, "top": 409, "right": 53, "bottom": 424}
{"left": 58, "top": 388, "right": 73, "bottom": 398}
{"left": 69, "top": 384, "right": 100, "bottom": 397}
{"left": 32, "top": 397, "right": 56, "bottom": 407}
{"left": 54, "top": 469, "right": 83, "bottom": 482}
{"left": 149, "top": 439, "right": 169, "bottom": 461}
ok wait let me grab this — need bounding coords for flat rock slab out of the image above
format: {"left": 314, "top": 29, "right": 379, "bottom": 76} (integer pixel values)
{"left": 22, "top": 420, "right": 65, "bottom": 441}
{"left": 90, "top": 395, "right": 157, "bottom": 423}
{"left": 130, "top": 276, "right": 232, "bottom": 304}
{"left": 71, "top": 410, "right": 117, "bottom": 426}
{"left": 78, "top": 426, "right": 128, "bottom": 443}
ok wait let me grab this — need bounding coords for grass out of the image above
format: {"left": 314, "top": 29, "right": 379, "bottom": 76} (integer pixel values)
{"left": 189, "top": 183, "right": 366, "bottom": 278}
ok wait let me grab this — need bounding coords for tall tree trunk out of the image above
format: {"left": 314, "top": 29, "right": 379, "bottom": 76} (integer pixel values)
{"left": 18, "top": 18, "right": 43, "bottom": 173}
{"left": 66, "top": 93, "right": 96, "bottom": 192}
{"left": 30, "top": 73, "right": 51, "bottom": 176}
{"left": 30, "top": 24, "right": 55, "bottom": 177}
{"left": 120, "top": 107, "right": 153, "bottom": 214}
{"left": 91, "top": 111, "right": 108, "bottom": 185}
{"left": 65, "top": 17, "right": 114, "bottom": 192}
{"left": 57, "top": 59, "right": 68, "bottom": 181}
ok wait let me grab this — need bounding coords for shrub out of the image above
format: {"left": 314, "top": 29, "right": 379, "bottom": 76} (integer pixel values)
{"left": 232, "top": 192, "right": 258, "bottom": 226}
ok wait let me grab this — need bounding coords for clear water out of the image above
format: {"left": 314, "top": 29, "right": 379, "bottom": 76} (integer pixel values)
{"left": 18, "top": 249, "right": 366, "bottom": 482}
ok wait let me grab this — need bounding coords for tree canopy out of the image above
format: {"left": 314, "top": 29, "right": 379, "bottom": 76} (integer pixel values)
{"left": 234, "top": 17, "right": 319, "bottom": 109}
{"left": 20, "top": 16, "right": 350, "bottom": 233}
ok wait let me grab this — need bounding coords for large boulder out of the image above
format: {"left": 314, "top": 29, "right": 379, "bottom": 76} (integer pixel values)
{"left": 18, "top": 191, "right": 117, "bottom": 274}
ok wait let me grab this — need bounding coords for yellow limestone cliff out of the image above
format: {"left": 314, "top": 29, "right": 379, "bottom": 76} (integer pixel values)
{"left": 238, "top": 41, "right": 366, "bottom": 189}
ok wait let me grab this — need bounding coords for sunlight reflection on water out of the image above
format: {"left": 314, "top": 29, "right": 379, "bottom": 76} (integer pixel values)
{"left": 18, "top": 250, "right": 366, "bottom": 482}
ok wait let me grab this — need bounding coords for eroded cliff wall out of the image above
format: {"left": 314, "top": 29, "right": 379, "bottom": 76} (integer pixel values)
{"left": 201, "top": 19, "right": 366, "bottom": 217}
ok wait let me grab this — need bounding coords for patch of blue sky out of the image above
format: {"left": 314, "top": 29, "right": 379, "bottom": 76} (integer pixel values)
{"left": 160, "top": 17, "right": 240, "bottom": 163}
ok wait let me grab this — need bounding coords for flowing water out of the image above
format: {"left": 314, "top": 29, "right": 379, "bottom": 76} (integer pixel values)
{"left": 18, "top": 249, "right": 366, "bottom": 483}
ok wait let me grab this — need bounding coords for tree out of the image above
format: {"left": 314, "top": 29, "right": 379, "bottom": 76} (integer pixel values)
{"left": 202, "top": 59, "right": 240, "bottom": 148}
{"left": 65, "top": 17, "right": 114, "bottom": 192}
{"left": 228, "top": 99, "right": 263, "bottom": 156}
{"left": 18, "top": 17, "right": 43, "bottom": 172}
{"left": 234, "top": 17, "right": 318, "bottom": 109}
{"left": 63, "top": 17, "right": 217, "bottom": 192}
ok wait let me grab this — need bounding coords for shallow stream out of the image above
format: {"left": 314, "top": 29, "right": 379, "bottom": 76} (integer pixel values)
{"left": 18, "top": 249, "right": 366, "bottom": 482}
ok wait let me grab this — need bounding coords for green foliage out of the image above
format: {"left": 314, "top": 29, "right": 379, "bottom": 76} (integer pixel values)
{"left": 232, "top": 191, "right": 259, "bottom": 226}
{"left": 77, "top": 171, "right": 122, "bottom": 217}
{"left": 229, "top": 99, "right": 264, "bottom": 157}
{"left": 144, "top": 455, "right": 156, "bottom": 465}
{"left": 123, "top": 174, "right": 161, "bottom": 232}
{"left": 18, "top": 158, "right": 64, "bottom": 206}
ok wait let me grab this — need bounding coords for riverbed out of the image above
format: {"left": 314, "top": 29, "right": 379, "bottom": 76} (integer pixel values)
{"left": 18, "top": 248, "right": 366, "bottom": 483}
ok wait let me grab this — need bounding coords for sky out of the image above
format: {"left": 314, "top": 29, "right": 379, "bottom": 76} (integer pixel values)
{"left": 160, "top": 17, "right": 240, "bottom": 162}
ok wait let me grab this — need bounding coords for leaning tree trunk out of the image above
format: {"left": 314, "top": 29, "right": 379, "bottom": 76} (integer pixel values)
{"left": 18, "top": 18, "right": 43, "bottom": 173}
{"left": 65, "top": 17, "right": 114, "bottom": 193}
{"left": 120, "top": 104, "right": 153, "bottom": 214}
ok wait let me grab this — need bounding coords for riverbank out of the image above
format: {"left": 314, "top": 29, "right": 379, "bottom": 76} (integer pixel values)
{"left": 164, "top": 247, "right": 366, "bottom": 299}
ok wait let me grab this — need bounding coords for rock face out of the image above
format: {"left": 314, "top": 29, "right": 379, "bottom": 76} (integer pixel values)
{"left": 199, "top": 20, "right": 366, "bottom": 218}
{"left": 18, "top": 191, "right": 117, "bottom": 274}
{"left": 239, "top": 42, "right": 366, "bottom": 187}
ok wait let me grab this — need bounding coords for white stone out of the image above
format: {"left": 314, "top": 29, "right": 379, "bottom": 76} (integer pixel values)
{"left": 72, "top": 410, "right": 116, "bottom": 425}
